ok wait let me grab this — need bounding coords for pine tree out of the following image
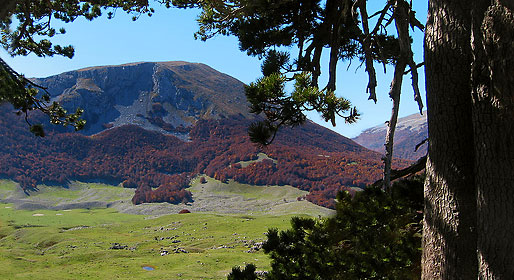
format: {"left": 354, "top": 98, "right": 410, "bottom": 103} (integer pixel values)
{"left": 228, "top": 176, "right": 424, "bottom": 280}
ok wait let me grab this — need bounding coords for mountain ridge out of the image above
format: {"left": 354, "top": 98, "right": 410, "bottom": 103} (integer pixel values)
{"left": 353, "top": 112, "right": 428, "bottom": 160}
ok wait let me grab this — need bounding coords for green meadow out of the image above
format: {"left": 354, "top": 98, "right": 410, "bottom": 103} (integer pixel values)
{"left": 0, "top": 179, "right": 333, "bottom": 279}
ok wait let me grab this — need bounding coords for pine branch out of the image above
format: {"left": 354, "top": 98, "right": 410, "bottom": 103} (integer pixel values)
{"left": 373, "top": 155, "right": 427, "bottom": 187}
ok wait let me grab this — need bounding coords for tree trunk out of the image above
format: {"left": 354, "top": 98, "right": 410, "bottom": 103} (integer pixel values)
{"left": 326, "top": 0, "right": 341, "bottom": 93}
{"left": 422, "top": 0, "right": 477, "bottom": 279}
{"left": 383, "top": 80, "right": 401, "bottom": 190}
{"left": 471, "top": 1, "right": 514, "bottom": 278}
{"left": 383, "top": 1, "right": 412, "bottom": 190}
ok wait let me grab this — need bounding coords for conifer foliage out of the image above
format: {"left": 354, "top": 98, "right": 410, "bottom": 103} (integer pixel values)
{"left": 173, "top": 0, "right": 424, "bottom": 190}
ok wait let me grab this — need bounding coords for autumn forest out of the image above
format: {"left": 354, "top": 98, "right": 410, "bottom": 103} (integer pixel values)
{"left": 0, "top": 104, "right": 409, "bottom": 209}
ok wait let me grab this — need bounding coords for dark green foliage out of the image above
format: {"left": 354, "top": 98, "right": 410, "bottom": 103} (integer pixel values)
{"left": 261, "top": 50, "right": 289, "bottom": 77}
{"left": 229, "top": 176, "right": 424, "bottom": 280}
{"left": 248, "top": 121, "right": 277, "bottom": 146}
{"left": 29, "top": 124, "right": 46, "bottom": 137}
{"left": 246, "top": 53, "right": 358, "bottom": 146}
{"left": 0, "top": 60, "right": 86, "bottom": 135}
{"left": 228, "top": 263, "right": 261, "bottom": 280}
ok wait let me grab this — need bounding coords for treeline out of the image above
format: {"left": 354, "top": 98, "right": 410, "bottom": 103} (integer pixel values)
{"left": 0, "top": 105, "right": 408, "bottom": 208}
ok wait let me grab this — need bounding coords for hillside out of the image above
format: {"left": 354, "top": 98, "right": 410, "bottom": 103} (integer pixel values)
{"left": 0, "top": 62, "right": 409, "bottom": 209}
{"left": 353, "top": 112, "right": 428, "bottom": 160}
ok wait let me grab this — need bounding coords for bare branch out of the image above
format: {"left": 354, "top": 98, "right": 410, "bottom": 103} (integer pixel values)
{"left": 408, "top": 57, "right": 424, "bottom": 113}
{"left": 354, "top": 0, "right": 378, "bottom": 102}
{"left": 370, "top": 2, "right": 393, "bottom": 35}
{"left": 403, "top": 62, "right": 424, "bottom": 74}
{"left": 415, "top": 138, "right": 428, "bottom": 152}
{"left": 383, "top": 57, "right": 406, "bottom": 190}
{"left": 311, "top": 45, "right": 323, "bottom": 87}
{"left": 383, "top": 0, "right": 414, "bottom": 190}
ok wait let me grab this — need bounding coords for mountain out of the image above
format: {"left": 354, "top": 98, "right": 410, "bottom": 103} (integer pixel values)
{"left": 353, "top": 112, "right": 428, "bottom": 160}
{"left": 32, "top": 61, "right": 251, "bottom": 137}
{"left": 0, "top": 62, "right": 409, "bottom": 209}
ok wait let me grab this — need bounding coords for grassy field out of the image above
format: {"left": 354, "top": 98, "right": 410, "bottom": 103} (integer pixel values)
{"left": 0, "top": 179, "right": 333, "bottom": 279}
{"left": 233, "top": 153, "right": 277, "bottom": 168}
{"left": 187, "top": 176, "right": 334, "bottom": 216}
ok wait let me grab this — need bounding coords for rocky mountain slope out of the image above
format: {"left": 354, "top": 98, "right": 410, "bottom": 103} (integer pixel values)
{"left": 33, "top": 61, "right": 251, "bottom": 136}
{"left": 353, "top": 112, "right": 428, "bottom": 160}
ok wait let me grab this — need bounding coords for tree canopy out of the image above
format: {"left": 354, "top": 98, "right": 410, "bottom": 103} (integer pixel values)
{"left": 174, "top": 0, "right": 422, "bottom": 132}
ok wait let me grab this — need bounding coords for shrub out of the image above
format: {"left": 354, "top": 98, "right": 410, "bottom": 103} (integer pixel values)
{"left": 227, "top": 264, "right": 260, "bottom": 280}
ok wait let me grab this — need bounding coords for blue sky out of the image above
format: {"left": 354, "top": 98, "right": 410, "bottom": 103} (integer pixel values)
{"left": 1, "top": 2, "right": 428, "bottom": 138}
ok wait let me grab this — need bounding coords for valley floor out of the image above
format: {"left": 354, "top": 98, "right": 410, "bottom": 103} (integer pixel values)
{"left": 0, "top": 179, "right": 333, "bottom": 279}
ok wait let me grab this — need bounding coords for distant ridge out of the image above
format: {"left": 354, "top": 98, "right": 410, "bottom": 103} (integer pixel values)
{"left": 353, "top": 112, "right": 428, "bottom": 160}
{"left": 76, "top": 61, "right": 195, "bottom": 71}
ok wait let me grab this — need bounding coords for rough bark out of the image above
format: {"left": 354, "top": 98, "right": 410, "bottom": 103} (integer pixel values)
{"left": 422, "top": 0, "right": 477, "bottom": 279}
{"left": 471, "top": 1, "right": 514, "bottom": 278}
